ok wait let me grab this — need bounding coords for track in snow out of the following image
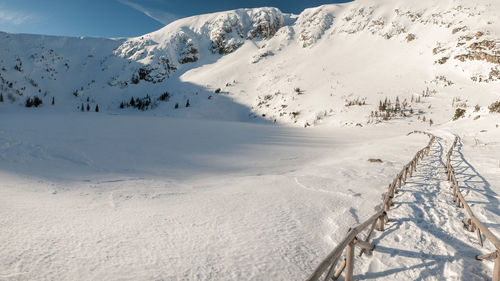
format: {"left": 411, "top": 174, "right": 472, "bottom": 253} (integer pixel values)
{"left": 355, "top": 136, "right": 492, "bottom": 280}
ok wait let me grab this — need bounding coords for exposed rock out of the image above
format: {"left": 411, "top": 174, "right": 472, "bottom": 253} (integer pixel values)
{"left": 437, "top": 57, "right": 449, "bottom": 64}
{"left": 407, "top": 33, "right": 416, "bottom": 42}
{"left": 452, "top": 26, "right": 467, "bottom": 34}
{"left": 296, "top": 6, "right": 334, "bottom": 47}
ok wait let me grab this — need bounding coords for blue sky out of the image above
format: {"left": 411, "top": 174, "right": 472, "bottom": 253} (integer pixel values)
{"left": 0, "top": 0, "right": 349, "bottom": 38}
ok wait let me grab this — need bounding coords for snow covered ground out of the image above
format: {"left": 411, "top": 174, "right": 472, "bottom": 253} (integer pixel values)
{"left": 1, "top": 0, "right": 500, "bottom": 279}
{"left": 0, "top": 111, "right": 434, "bottom": 280}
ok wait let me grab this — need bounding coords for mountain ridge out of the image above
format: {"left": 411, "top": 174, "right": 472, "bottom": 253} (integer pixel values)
{"left": 0, "top": 0, "right": 499, "bottom": 127}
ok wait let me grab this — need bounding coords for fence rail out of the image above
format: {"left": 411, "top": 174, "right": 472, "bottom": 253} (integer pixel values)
{"left": 306, "top": 131, "right": 435, "bottom": 281}
{"left": 445, "top": 135, "right": 500, "bottom": 281}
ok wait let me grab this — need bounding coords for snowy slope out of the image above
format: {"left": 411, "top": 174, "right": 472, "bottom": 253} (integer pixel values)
{"left": 0, "top": 0, "right": 499, "bottom": 126}
{"left": 1, "top": 0, "right": 500, "bottom": 280}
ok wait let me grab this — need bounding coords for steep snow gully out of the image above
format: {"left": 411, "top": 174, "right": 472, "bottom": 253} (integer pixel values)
{"left": 312, "top": 133, "right": 500, "bottom": 280}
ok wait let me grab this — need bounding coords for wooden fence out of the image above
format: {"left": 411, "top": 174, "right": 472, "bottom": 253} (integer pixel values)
{"left": 306, "top": 131, "right": 435, "bottom": 281}
{"left": 445, "top": 135, "right": 500, "bottom": 281}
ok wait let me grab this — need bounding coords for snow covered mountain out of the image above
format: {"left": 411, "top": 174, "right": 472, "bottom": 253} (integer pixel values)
{"left": 0, "top": 0, "right": 499, "bottom": 126}
{"left": 2, "top": 1, "right": 500, "bottom": 280}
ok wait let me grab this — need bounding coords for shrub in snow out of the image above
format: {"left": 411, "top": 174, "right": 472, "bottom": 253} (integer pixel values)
{"left": 489, "top": 101, "right": 500, "bottom": 113}
{"left": 453, "top": 108, "right": 466, "bottom": 120}
{"left": 121, "top": 96, "right": 153, "bottom": 111}
{"left": 159, "top": 92, "right": 170, "bottom": 101}
{"left": 25, "top": 97, "right": 33, "bottom": 107}
{"left": 25, "top": 96, "right": 42, "bottom": 108}
{"left": 345, "top": 97, "right": 366, "bottom": 106}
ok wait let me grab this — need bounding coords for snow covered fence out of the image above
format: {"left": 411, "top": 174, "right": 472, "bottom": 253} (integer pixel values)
{"left": 446, "top": 135, "right": 500, "bottom": 281}
{"left": 306, "top": 131, "right": 435, "bottom": 281}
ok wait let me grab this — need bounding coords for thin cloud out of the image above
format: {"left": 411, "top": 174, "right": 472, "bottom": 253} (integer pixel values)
{"left": 0, "top": 6, "right": 35, "bottom": 25}
{"left": 118, "top": 0, "right": 179, "bottom": 25}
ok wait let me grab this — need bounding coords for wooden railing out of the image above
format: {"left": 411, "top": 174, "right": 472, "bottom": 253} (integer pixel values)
{"left": 445, "top": 135, "right": 500, "bottom": 281}
{"left": 306, "top": 131, "right": 435, "bottom": 281}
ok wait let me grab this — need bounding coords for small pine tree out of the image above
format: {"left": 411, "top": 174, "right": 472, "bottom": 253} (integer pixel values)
{"left": 81, "top": 103, "right": 84, "bottom": 112}
{"left": 120, "top": 102, "right": 125, "bottom": 109}
{"left": 25, "top": 97, "right": 33, "bottom": 107}
{"left": 0, "top": 93, "right": 3, "bottom": 102}
{"left": 422, "top": 116, "right": 426, "bottom": 122}
{"left": 130, "top": 97, "right": 135, "bottom": 107}
{"left": 174, "top": 103, "right": 179, "bottom": 109}
{"left": 86, "top": 104, "right": 90, "bottom": 111}
{"left": 51, "top": 96, "right": 55, "bottom": 105}
{"left": 429, "top": 119, "right": 433, "bottom": 126}
{"left": 95, "top": 104, "right": 99, "bottom": 112}
{"left": 185, "top": 99, "right": 190, "bottom": 107}
{"left": 33, "top": 96, "right": 42, "bottom": 107}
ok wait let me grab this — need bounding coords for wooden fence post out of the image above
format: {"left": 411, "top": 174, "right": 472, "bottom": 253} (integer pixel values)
{"left": 494, "top": 253, "right": 500, "bottom": 281}
{"left": 345, "top": 240, "right": 355, "bottom": 281}
{"left": 377, "top": 212, "right": 386, "bottom": 231}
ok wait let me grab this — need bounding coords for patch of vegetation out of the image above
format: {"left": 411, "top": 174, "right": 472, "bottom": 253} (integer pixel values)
{"left": 370, "top": 96, "right": 407, "bottom": 121}
{"left": 294, "top": 87, "right": 303, "bottom": 95}
{"left": 453, "top": 108, "right": 466, "bottom": 120}
{"left": 345, "top": 97, "right": 366, "bottom": 107}
{"left": 25, "top": 96, "right": 42, "bottom": 108}
{"left": 489, "top": 101, "right": 500, "bottom": 113}
{"left": 158, "top": 91, "right": 170, "bottom": 101}
{"left": 120, "top": 95, "right": 153, "bottom": 111}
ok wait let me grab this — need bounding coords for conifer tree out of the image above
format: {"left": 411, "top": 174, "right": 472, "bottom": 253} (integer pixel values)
{"left": 81, "top": 103, "right": 84, "bottom": 112}
{"left": 186, "top": 99, "right": 190, "bottom": 107}
{"left": 51, "top": 96, "right": 55, "bottom": 105}
{"left": 25, "top": 97, "right": 33, "bottom": 107}
{"left": 0, "top": 93, "right": 3, "bottom": 102}
{"left": 86, "top": 104, "right": 90, "bottom": 111}
{"left": 95, "top": 104, "right": 99, "bottom": 112}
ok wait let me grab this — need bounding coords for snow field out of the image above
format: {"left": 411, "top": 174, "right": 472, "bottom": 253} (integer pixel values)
{"left": 0, "top": 112, "right": 430, "bottom": 281}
